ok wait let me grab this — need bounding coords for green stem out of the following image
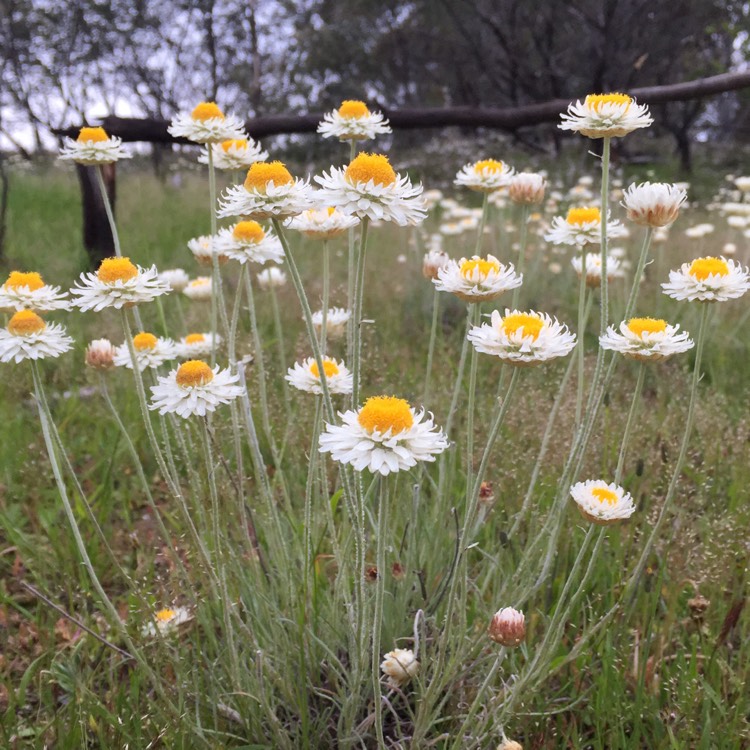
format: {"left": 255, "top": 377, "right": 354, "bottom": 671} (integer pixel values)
{"left": 623, "top": 227, "right": 654, "bottom": 321}
{"left": 465, "top": 304, "right": 481, "bottom": 501}
{"left": 423, "top": 286, "right": 440, "bottom": 404}
{"left": 351, "top": 217, "right": 371, "bottom": 407}
{"left": 575, "top": 242, "right": 589, "bottom": 429}
{"left": 371, "top": 476, "right": 389, "bottom": 747}
{"left": 475, "top": 193, "right": 489, "bottom": 256}
{"left": 599, "top": 137, "right": 611, "bottom": 336}
{"left": 321, "top": 240, "right": 330, "bottom": 353}
{"left": 510, "top": 204, "right": 530, "bottom": 309}
{"left": 269, "top": 281, "right": 292, "bottom": 422}
{"left": 615, "top": 363, "right": 646, "bottom": 484}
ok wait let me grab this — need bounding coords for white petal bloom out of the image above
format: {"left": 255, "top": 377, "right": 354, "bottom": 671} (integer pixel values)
{"left": 315, "top": 153, "right": 426, "bottom": 226}
{"left": 256, "top": 266, "right": 287, "bottom": 290}
{"left": 319, "top": 396, "right": 448, "bottom": 475}
{"left": 422, "top": 249, "right": 451, "bottom": 280}
{"left": 286, "top": 206, "right": 360, "bottom": 239}
{"left": 380, "top": 648, "right": 419, "bottom": 689}
{"left": 175, "top": 332, "right": 221, "bottom": 359}
{"left": 312, "top": 307, "right": 350, "bottom": 339}
{"left": 198, "top": 137, "right": 268, "bottom": 170}
{"left": 570, "top": 480, "right": 635, "bottom": 525}
{"left": 0, "top": 271, "right": 70, "bottom": 312}
{"left": 149, "top": 360, "right": 244, "bottom": 418}
{"left": 183, "top": 276, "right": 213, "bottom": 301}
{"left": 559, "top": 93, "right": 653, "bottom": 139}
{"left": 141, "top": 606, "right": 193, "bottom": 637}
{"left": 58, "top": 127, "right": 131, "bottom": 165}
{"left": 508, "top": 172, "right": 547, "bottom": 205}
{"left": 187, "top": 235, "right": 227, "bottom": 266}
{"left": 734, "top": 176, "right": 750, "bottom": 193}
{"left": 685, "top": 223, "right": 715, "bottom": 239}
{"left": 454, "top": 159, "right": 515, "bottom": 192}
{"left": 71, "top": 257, "right": 170, "bottom": 312}
{"left": 621, "top": 182, "right": 687, "bottom": 227}
{"left": 218, "top": 161, "right": 313, "bottom": 220}
{"left": 113, "top": 333, "right": 176, "bottom": 371}
{"left": 285, "top": 357, "right": 353, "bottom": 395}
{"left": 433, "top": 255, "right": 522, "bottom": 303}
{"left": 468, "top": 309, "right": 576, "bottom": 366}
{"left": 213, "top": 221, "right": 284, "bottom": 265}
{"left": 571, "top": 253, "right": 624, "bottom": 287}
{"left": 317, "top": 100, "right": 391, "bottom": 141}
{"left": 545, "top": 207, "right": 626, "bottom": 246}
{"left": 167, "top": 102, "right": 245, "bottom": 144}
{"left": 662, "top": 256, "right": 750, "bottom": 302}
{"left": 158, "top": 268, "right": 190, "bottom": 293}
{"left": 422, "top": 189, "right": 444, "bottom": 210}
{"left": 0, "top": 310, "right": 73, "bottom": 363}
{"left": 599, "top": 318, "right": 694, "bottom": 361}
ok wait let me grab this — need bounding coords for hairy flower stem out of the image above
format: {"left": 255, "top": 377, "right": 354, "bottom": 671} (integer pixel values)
{"left": 599, "top": 137, "right": 611, "bottom": 336}
{"left": 465, "top": 304, "right": 482, "bottom": 500}
{"left": 207, "top": 147, "right": 219, "bottom": 364}
{"left": 304, "top": 398, "right": 323, "bottom": 602}
{"left": 321, "top": 239, "right": 330, "bottom": 353}
{"left": 623, "top": 227, "right": 654, "bottom": 321}
{"left": 575, "top": 242, "right": 589, "bottom": 429}
{"left": 615, "top": 363, "right": 646, "bottom": 484}
{"left": 475, "top": 193, "right": 489, "bottom": 255}
{"left": 371, "top": 476, "right": 389, "bottom": 747}
{"left": 510, "top": 204, "right": 530, "bottom": 309}
{"left": 423, "top": 286, "right": 441, "bottom": 403}
{"left": 269, "top": 282, "right": 292, "bottom": 421}
{"left": 351, "top": 217, "right": 371, "bottom": 407}
{"left": 346, "top": 139, "right": 357, "bottom": 362}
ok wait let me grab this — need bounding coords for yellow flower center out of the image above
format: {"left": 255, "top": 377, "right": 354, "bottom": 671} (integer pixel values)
{"left": 190, "top": 278, "right": 210, "bottom": 287}
{"left": 185, "top": 333, "right": 206, "bottom": 344}
{"left": 77, "top": 126, "right": 108, "bottom": 143}
{"left": 460, "top": 257, "right": 500, "bottom": 279}
{"left": 584, "top": 93, "right": 632, "bottom": 111}
{"left": 627, "top": 318, "right": 667, "bottom": 336}
{"left": 133, "top": 332, "right": 158, "bottom": 351}
{"left": 358, "top": 396, "right": 414, "bottom": 435}
{"left": 5, "top": 271, "right": 45, "bottom": 291}
{"left": 244, "top": 161, "right": 294, "bottom": 192}
{"left": 310, "top": 359, "right": 340, "bottom": 378}
{"left": 345, "top": 153, "right": 397, "bottom": 187}
{"left": 232, "top": 220, "right": 266, "bottom": 242}
{"left": 97, "top": 257, "right": 138, "bottom": 284}
{"left": 155, "top": 608, "right": 176, "bottom": 623}
{"left": 591, "top": 487, "right": 618, "bottom": 505}
{"left": 338, "top": 100, "right": 370, "bottom": 118}
{"left": 221, "top": 138, "right": 247, "bottom": 152}
{"left": 191, "top": 102, "right": 224, "bottom": 121}
{"left": 688, "top": 257, "right": 729, "bottom": 280}
{"left": 8, "top": 309, "right": 46, "bottom": 336}
{"left": 175, "top": 360, "right": 215, "bottom": 387}
{"left": 502, "top": 313, "right": 544, "bottom": 340}
{"left": 566, "top": 207, "right": 601, "bottom": 225}
{"left": 474, "top": 159, "right": 504, "bottom": 173}
{"left": 327, "top": 207, "right": 336, "bottom": 216}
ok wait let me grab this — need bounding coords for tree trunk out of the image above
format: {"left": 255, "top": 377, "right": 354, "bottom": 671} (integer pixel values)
{"left": 76, "top": 163, "right": 116, "bottom": 267}
{"left": 674, "top": 130, "right": 692, "bottom": 173}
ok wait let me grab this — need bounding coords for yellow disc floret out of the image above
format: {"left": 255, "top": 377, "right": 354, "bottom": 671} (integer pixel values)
{"left": 8, "top": 309, "right": 46, "bottom": 336}
{"left": 310, "top": 359, "right": 340, "bottom": 378}
{"left": 133, "top": 332, "right": 158, "bottom": 350}
{"left": 185, "top": 333, "right": 206, "bottom": 344}
{"left": 155, "top": 608, "right": 176, "bottom": 622}
{"left": 460, "top": 257, "right": 500, "bottom": 279}
{"left": 591, "top": 487, "right": 618, "bottom": 505}
{"left": 221, "top": 138, "right": 247, "bottom": 152}
{"left": 244, "top": 161, "right": 293, "bottom": 192}
{"left": 97, "top": 257, "right": 138, "bottom": 284}
{"left": 77, "top": 126, "right": 108, "bottom": 143}
{"left": 566, "top": 207, "right": 601, "bottom": 225}
{"left": 5, "top": 271, "right": 45, "bottom": 291}
{"left": 688, "top": 257, "right": 729, "bottom": 280}
{"left": 627, "top": 318, "right": 667, "bottom": 337}
{"left": 176, "top": 360, "right": 215, "bottom": 388}
{"left": 191, "top": 102, "right": 225, "bottom": 121}
{"left": 474, "top": 159, "right": 504, "bottom": 173}
{"left": 345, "top": 153, "right": 397, "bottom": 187}
{"left": 338, "top": 100, "right": 370, "bottom": 118}
{"left": 502, "top": 313, "right": 544, "bottom": 340}
{"left": 232, "top": 220, "right": 266, "bottom": 242}
{"left": 358, "top": 396, "right": 414, "bottom": 435}
{"left": 584, "top": 93, "right": 632, "bottom": 111}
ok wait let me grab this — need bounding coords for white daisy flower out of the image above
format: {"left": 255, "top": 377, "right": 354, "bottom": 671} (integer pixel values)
{"left": 218, "top": 161, "right": 314, "bottom": 220}
{"left": 213, "top": 221, "right": 284, "bottom": 265}
{"left": 572, "top": 253, "right": 625, "bottom": 287}
{"left": 468, "top": 309, "right": 576, "bottom": 366}
{"left": 380, "top": 648, "right": 419, "bottom": 689}
{"left": 0, "top": 310, "right": 73, "bottom": 363}
{"left": 198, "top": 137, "right": 268, "bottom": 170}
{"left": 545, "top": 207, "right": 626, "bottom": 246}
{"left": 508, "top": 172, "right": 547, "bottom": 205}
{"left": 684, "top": 223, "right": 715, "bottom": 239}
{"left": 0, "top": 271, "right": 70, "bottom": 312}
{"left": 422, "top": 249, "right": 451, "bottom": 280}
{"left": 149, "top": 360, "right": 244, "bottom": 418}
{"left": 58, "top": 126, "right": 131, "bottom": 165}
{"left": 141, "top": 606, "right": 193, "bottom": 637}
{"left": 559, "top": 93, "right": 653, "bottom": 139}
{"left": 317, "top": 100, "right": 391, "bottom": 142}
{"left": 113, "top": 332, "right": 176, "bottom": 371}
{"left": 183, "top": 276, "right": 213, "bottom": 301}
{"left": 286, "top": 357, "right": 353, "bottom": 395}
{"left": 175, "top": 332, "right": 221, "bottom": 359}
{"left": 599, "top": 318, "right": 694, "bottom": 361}
{"left": 312, "top": 307, "right": 350, "bottom": 340}
{"left": 661, "top": 256, "right": 750, "bottom": 302}
{"left": 454, "top": 159, "right": 515, "bottom": 192}
{"left": 422, "top": 189, "right": 444, "bottom": 210}
{"left": 158, "top": 268, "right": 190, "bottom": 293}
{"left": 167, "top": 102, "right": 245, "bottom": 144}
{"left": 286, "top": 206, "right": 360, "bottom": 240}
{"left": 621, "top": 182, "right": 687, "bottom": 227}
{"left": 734, "top": 176, "right": 750, "bottom": 193}
{"left": 85, "top": 338, "right": 116, "bottom": 370}
{"left": 187, "top": 235, "right": 227, "bottom": 266}
{"left": 570, "top": 479, "right": 635, "bottom": 525}
{"left": 71, "top": 257, "right": 170, "bottom": 312}
{"left": 318, "top": 395, "right": 448, "bottom": 475}
{"left": 439, "top": 222, "right": 465, "bottom": 236}
{"left": 315, "top": 153, "right": 426, "bottom": 226}
{"left": 256, "top": 266, "right": 287, "bottom": 290}
{"left": 433, "top": 255, "right": 522, "bottom": 303}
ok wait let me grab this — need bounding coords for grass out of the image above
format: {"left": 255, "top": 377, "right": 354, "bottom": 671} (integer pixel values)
{"left": 0, "top": 162, "right": 749, "bottom": 749}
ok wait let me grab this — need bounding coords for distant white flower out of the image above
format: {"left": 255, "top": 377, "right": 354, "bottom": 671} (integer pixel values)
{"left": 684, "top": 223, "right": 715, "bottom": 239}
{"left": 286, "top": 207, "right": 359, "bottom": 239}
{"left": 114, "top": 333, "right": 176, "bottom": 371}
{"left": 599, "top": 318, "right": 694, "bottom": 361}
{"left": 175, "top": 332, "right": 220, "bottom": 359}
{"left": 422, "top": 249, "right": 451, "bottom": 280}
{"left": 182, "top": 276, "right": 213, "bottom": 301}
{"left": 141, "top": 606, "right": 193, "bottom": 637}
{"left": 380, "top": 647, "right": 419, "bottom": 689}
{"left": 317, "top": 100, "right": 391, "bottom": 141}
{"left": 570, "top": 480, "right": 635, "bottom": 525}
{"left": 213, "top": 221, "right": 283, "bottom": 265}
{"left": 312, "top": 307, "right": 350, "bottom": 339}
{"left": 508, "top": 173, "right": 546, "bottom": 205}
{"left": 434, "top": 255, "right": 522, "bottom": 303}
{"left": 168, "top": 102, "right": 245, "bottom": 144}
{"left": 158, "top": 268, "right": 190, "bottom": 293}
{"left": 187, "top": 235, "right": 226, "bottom": 266}
{"left": 286, "top": 357, "right": 353, "bottom": 395}
{"left": 571, "top": 253, "right": 624, "bottom": 287}
{"left": 0, "top": 271, "right": 70, "bottom": 312}
{"left": 85, "top": 338, "right": 116, "bottom": 370}
{"left": 59, "top": 127, "right": 131, "bottom": 165}
{"left": 256, "top": 266, "right": 287, "bottom": 290}
{"left": 455, "top": 159, "right": 515, "bottom": 192}
{"left": 734, "top": 176, "right": 750, "bottom": 193}
{"left": 559, "top": 93, "right": 653, "bottom": 138}
{"left": 545, "top": 207, "right": 626, "bottom": 246}
{"left": 198, "top": 138, "right": 268, "bottom": 170}
{"left": 661, "top": 256, "right": 750, "bottom": 302}
{"left": 0, "top": 310, "right": 73, "bottom": 363}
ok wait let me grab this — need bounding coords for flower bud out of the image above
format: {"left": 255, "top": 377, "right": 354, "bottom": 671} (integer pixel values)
{"left": 497, "top": 740, "right": 523, "bottom": 750}
{"left": 509, "top": 173, "right": 546, "bottom": 205}
{"left": 488, "top": 606, "right": 525, "bottom": 647}
{"left": 380, "top": 648, "right": 419, "bottom": 688}
{"left": 422, "top": 249, "right": 450, "bottom": 280}
{"left": 85, "top": 338, "right": 116, "bottom": 370}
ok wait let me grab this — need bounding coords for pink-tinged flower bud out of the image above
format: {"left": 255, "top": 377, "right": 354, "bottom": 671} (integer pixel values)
{"left": 488, "top": 606, "right": 525, "bottom": 647}
{"left": 508, "top": 173, "right": 546, "bottom": 205}
{"left": 422, "top": 249, "right": 450, "bottom": 280}
{"left": 85, "top": 338, "right": 116, "bottom": 370}
{"left": 497, "top": 740, "right": 523, "bottom": 750}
